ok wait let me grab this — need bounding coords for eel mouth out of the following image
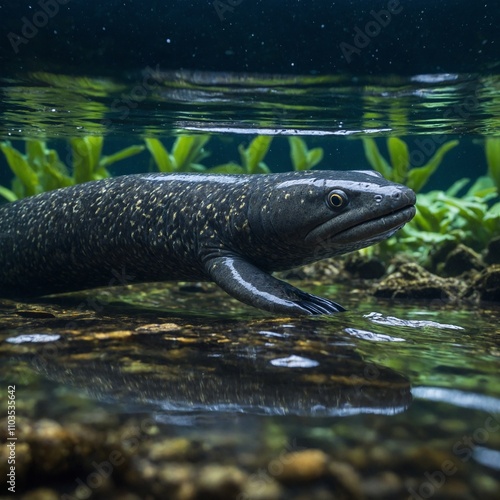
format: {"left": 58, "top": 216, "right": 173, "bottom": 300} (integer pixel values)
{"left": 306, "top": 204, "right": 416, "bottom": 245}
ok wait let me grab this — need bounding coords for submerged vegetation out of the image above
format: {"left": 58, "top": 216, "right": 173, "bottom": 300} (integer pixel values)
{"left": 362, "top": 137, "right": 459, "bottom": 193}
{"left": 1, "top": 134, "right": 499, "bottom": 262}
{"left": 0, "top": 138, "right": 144, "bottom": 201}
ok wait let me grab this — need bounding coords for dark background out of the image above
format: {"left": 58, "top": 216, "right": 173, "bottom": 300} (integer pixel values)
{"left": 0, "top": 0, "right": 498, "bottom": 77}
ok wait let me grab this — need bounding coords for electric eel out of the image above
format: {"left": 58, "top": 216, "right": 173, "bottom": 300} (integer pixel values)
{"left": 0, "top": 170, "right": 416, "bottom": 315}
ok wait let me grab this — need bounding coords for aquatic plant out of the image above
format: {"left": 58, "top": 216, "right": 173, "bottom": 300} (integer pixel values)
{"left": 381, "top": 175, "right": 500, "bottom": 262}
{"left": 0, "top": 138, "right": 144, "bottom": 201}
{"left": 362, "top": 137, "right": 459, "bottom": 193}
{"left": 208, "top": 135, "right": 273, "bottom": 174}
{"left": 288, "top": 137, "right": 323, "bottom": 171}
{"left": 484, "top": 137, "right": 500, "bottom": 192}
{"left": 144, "top": 135, "right": 210, "bottom": 173}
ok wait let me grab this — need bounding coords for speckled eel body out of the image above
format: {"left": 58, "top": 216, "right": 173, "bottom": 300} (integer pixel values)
{"left": 0, "top": 171, "right": 416, "bottom": 315}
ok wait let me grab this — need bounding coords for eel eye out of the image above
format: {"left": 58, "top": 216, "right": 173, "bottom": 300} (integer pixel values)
{"left": 327, "top": 190, "right": 348, "bottom": 210}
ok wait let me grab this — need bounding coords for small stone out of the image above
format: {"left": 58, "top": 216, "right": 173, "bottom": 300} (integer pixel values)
{"left": 196, "top": 465, "right": 247, "bottom": 499}
{"left": 472, "top": 473, "right": 500, "bottom": 496}
{"left": 328, "top": 461, "right": 363, "bottom": 499}
{"left": 440, "top": 418, "right": 468, "bottom": 434}
{"left": 440, "top": 479, "right": 471, "bottom": 497}
{"left": 28, "top": 419, "right": 76, "bottom": 473}
{"left": 94, "top": 330, "right": 133, "bottom": 339}
{"left": 368, "top": 446, "right": 393, "bottom": 467}
{"left": 21, "top": 488, "right": 59, "bottom": 500}
{"left": 134, "top": 323, "right": 182, "bottom": 334}
{"left": 239, "top": 476, "right": 283, "bottom": 500}
{"left": 157, "top": 463, "right": 193, "bottom": 484}
{"left": 362, "top": 471, "right": 402, "bottom": 497}
{"left": 148, "top": 438, "right": 196, "bottom": 461}
{"left": 276, "top": 449, "right": 328, "bottom": 483}
{"left": 344, "top": 447, "right": 368, "bottom": 470}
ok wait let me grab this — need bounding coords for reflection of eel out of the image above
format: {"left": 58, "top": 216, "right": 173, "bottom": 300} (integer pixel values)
{"left": 0, "top": 170, "right": 415, "bottom": 314}
{"left": 24, "top": 322, "right": 412, "bottom": 417}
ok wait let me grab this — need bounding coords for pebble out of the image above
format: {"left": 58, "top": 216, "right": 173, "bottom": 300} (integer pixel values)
{"left": 21, "top": 489, "right": 59, "bottom": 500}
{"left": 239, "top": 476, "right": 283, "bottom": 500}
{"left": 328, "top": 461, "right": 364, "bottom": 499}
{"left": 471, "top": 473, "right": 500, "bottom": 497}
{"left": 362, "top": 471, "right": 402, "bottom": 497}
{"left": 275, "top": 449, "right": 328, "bottom": 483}
{"left": 196, "top": 465, "right": 248, "bottom": 499}
{"left": 134, "top": 322, "right": 182, "bottom": 333}
{"left": 148, "top": 437, "right": 195, "bottom": 461}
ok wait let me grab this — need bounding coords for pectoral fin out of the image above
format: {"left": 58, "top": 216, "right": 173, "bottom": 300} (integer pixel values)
{"left": 206, "top": 256, "right": 345, "bottom": 315}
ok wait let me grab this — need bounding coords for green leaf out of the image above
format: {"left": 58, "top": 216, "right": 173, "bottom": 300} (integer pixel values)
{"left": 407, "top": 140, "right": 458, "bottom": 192}
{"left": 87, "top": 136, "right": 104, "bottom": 173}
{"left": 485, "top": 138, "right": 500, "bottom": 192}
{"left": 209, "top": 162, "right": 246, "bottom": 174}
{"left": 483, "top": 202, "right": 500, "bottom": 236}
{"left": 25, "top": 140, "right": 47, "bottom": 171}
{"left": 464, "top": 175, "right": 496, "bottom": 200}
{"left": 41, "top": 150, "right": 72, "bottom": 191}
{"left": 306, "top": 148, "right": 323, "bottom": 170}
{"left": 71, "top": 138, "right": 93, "bottom": 183}
{"left": 100, "top": 145, "right": 145, "bottom": 169}
{"left": 240, "top": 136, "right": 273, "bottom": 174}
{"left": 172, "top": 135, "right": 210, "bottom": 171}
{"left": 0, "top": 185, "right": 18, "bottom": 202}
{"left": 0, "top": 141, "right": 39, "bottom": 196}
{"left": 445, "top": 178, "right": 470, "bottom": 197}
{"left": 387, "top": 137, "right": 409, "bottom": 184}
{"left": 362, "top": 138, "right": 392, "bottom": 179}
{"left": 289, "top": 137, "right": 308, "bottom": 171}
{"left": 255, "top": 162, "right": 271, "bottom": 174}
{"left": 145, "top": 138, "right": 174, "bottom": 172}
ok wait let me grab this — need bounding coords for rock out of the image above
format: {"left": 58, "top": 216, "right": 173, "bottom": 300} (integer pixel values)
{"left": 134, "top": 323, "right": 182, "bottom": 334}
{"left": 343, "top": 253, "right": 386, "bottom": 279}
{"left": 21, "top": 488, "right": 59, "bottom": 500}
{"left": 275, "top": 449, "right": 328, "bottom": 483}
{"left": 156, "top": 463, "right": 196, "bottom": 499}
{"left": 440, "top": 244, "right": 484, "bottom": 276}
{"left": 28, "top": 419, "right": 77, "bottom": 473}
{"left": 328, "top": 461, "right": 364, "bottom": 499}
{"left": 471, "top": 473, "right": 500, "bottom": 498}
{"left": 373, "top": 263, "right": 465, "bottom": 300}
{"left": 196, "top": 465, "right": 247, "bottom": 499}
{"left": 239, "top": 476, "right": 283, "bottom": 500}
{"left": 485, "top": 235, "right": 500, "bottom": 264}
{"left": 468, "top": 265, "right": 500, "bottom": 302}
{"left": 148, "top": 438, "right": 202, "bottom": 462}
{"left": 362, "top": 471, "right": 402, "bottom": 498}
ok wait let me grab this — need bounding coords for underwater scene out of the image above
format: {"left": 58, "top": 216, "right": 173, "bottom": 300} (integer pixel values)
{"left": 1, "top": 1, "right": 500, "bottom": 499}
